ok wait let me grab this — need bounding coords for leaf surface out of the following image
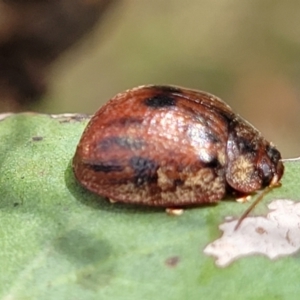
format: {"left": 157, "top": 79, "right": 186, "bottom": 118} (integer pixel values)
{"left": 0, "top": 114, "right": 299, "bottom": 300}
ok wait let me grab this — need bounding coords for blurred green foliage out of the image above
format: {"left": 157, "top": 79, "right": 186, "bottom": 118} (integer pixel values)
{"left": 35, "top": 1, "right": 300, "bottom": 157}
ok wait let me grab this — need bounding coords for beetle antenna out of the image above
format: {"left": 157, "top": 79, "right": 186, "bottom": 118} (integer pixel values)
{"left": 234, "top": 182, "right": 281, "bottom": 231}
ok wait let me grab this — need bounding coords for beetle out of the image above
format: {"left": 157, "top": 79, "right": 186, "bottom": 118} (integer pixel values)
{"left": 72, "top": 85, "right": 284, "bottom": 211}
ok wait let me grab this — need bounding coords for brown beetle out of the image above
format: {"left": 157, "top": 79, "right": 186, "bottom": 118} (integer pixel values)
{"left": 72, "top": 85, "right": 284, "bottom": 211}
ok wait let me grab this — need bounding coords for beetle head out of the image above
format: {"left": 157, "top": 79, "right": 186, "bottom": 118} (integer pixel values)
{"left": 226, "top": 118, "right": 284, "bottom": 193}
{"left": 256, "top": 143, "right": 284, "bottom": 187}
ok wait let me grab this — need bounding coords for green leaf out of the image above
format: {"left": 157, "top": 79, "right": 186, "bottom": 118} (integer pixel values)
{"left": 0, "top": 113, "right": 299, "bottom": 300}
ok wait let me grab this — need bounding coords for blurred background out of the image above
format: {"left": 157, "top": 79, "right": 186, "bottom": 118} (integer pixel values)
{"left": 1, "top": 0, "right": 300, "bottom": 158}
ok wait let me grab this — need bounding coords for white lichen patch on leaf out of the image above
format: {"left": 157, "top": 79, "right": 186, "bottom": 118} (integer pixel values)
{"left": 204, "top": 199, "right": 300, "bottom": 267}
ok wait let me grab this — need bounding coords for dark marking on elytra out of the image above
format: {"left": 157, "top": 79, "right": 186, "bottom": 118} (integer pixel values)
{"left": 144, "top": 94, "right": 176, "bottom": 108}
{"left": 237, "top": 137, "right": 257, "bottom": 154}
{"left": 86, "top": 161, "right": 123, "bottom": 173}
{"left": 216, "top": 110, "right": 234, "bottom": 124}
{"left": 129, "top": 156, "right": 158, "bottom": 186}
{"left": 98, "top": 136, "right": 144, "bottom": 151}
{"left": 105, "top": 117, "right": 144, "bottom": 127}
{"left": 150, "top": 85, "right": 183, "bottom": 94}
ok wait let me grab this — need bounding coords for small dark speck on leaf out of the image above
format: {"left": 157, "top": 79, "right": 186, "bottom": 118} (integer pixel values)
{"left": 32, "top": 136, "right": 43, "bottom": 142}
{"left": 165, "top": 256, "right": 180, "bottom": 268}
{"left": 13, "top": 203, "right": 19, "bottom": 207}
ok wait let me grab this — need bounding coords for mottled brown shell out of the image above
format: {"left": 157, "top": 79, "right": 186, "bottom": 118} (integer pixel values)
{"left": 72, "top": 85, "right": 284, "bottom": 207}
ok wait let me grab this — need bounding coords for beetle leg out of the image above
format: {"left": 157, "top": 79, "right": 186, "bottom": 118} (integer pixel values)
{"left": 236, "top": 195, "right": 252, "bottom": 203}
{"left": 166, "top": 208, "right": 184, "bottom": 216}
{"left": 109, "top": 198, "right": 118, "bottom": 204}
